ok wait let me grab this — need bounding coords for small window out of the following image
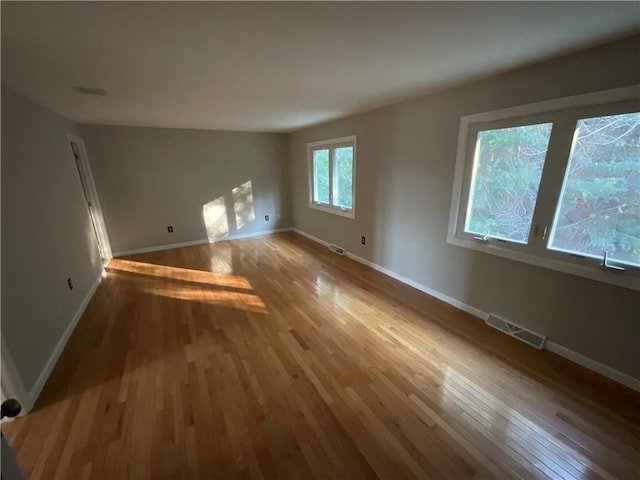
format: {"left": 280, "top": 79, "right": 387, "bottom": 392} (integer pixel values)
{"left": 308, "top": 136, "right": 356, "bottom": 218}
{"left": 312, "top": 149, "right": 330, "bottom": 204}
{"left": 448, "top": 86, "right": 640, "bottom": 290}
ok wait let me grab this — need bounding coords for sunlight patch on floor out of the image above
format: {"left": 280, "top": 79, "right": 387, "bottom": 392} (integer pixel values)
{"left": 106, "top": 258, "right": 268, "bottom": 314}
{"left": 142, "top": 284, "right": 268, "bottom": 314}
{"left": 107, "top": 258, "right": 252, "bottom": 290}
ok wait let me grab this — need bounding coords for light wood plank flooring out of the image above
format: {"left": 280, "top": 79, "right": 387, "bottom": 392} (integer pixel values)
{"left": 3, "top": 232, "right": 639, "bottom": 479}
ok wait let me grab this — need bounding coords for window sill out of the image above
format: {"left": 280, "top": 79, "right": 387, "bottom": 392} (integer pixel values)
{"left": 446, "top": 233, "right": 639, "bottom": 292}
{"left": 309, "top": 203, "right": 355, "bottom": 219}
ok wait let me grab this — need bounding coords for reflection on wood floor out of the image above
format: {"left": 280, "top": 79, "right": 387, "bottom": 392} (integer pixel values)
{"left": 3, "top": 232, "right": 639, "bottom": 479}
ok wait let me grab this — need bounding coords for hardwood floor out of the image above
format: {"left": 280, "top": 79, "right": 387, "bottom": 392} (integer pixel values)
{"left": 3, "top": 232, "right": 639, "bottom": 479}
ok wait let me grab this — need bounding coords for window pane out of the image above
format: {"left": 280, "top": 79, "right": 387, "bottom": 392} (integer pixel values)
{"left": 313, "top": 149, "right": 329, "bottom": 204}
{"left": 465, "top": 123, "right": 553, "bottom": 243}
{"left": 334, "top": 146, "right": 353, "bottom": 209}
{"left": 549, "top": 112, "right": 640, "bottom": 266}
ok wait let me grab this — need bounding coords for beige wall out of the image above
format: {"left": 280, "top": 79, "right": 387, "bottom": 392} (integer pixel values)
{"left": 80, "top": 126, "right": 291, "bottom": 254}
{"left": 289, "top": 36, "right": 640, "bottom": 379}
{"left": 1, "top": 87, "right": 103, "bottom": 392}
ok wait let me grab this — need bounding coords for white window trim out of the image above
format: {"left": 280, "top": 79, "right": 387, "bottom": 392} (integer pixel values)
{"left": 447, "top": 85, "right": 640, "bottom": 291}
{"left": 307, "top": 135, "right": 357, "bottom": 219}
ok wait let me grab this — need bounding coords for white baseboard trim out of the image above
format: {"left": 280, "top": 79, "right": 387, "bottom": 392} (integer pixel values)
{"left": 114, "top": 238, "right": 209, "bottom": 257}
{"left": 292, "top": 228, "right": 330, "bottom": 248}
{"left": 292, "top": 228, "right": 487, "bottom": 320}
{"left": 24, "top": 271, "right": 104, "bottom": 412}
{"left": 113, "top": 227, "right": 293, "bottom": 257}
{"left": 0, "top": 336, "right": 29, "bottom": 419}
{"left": 291, "top": 228, "right": 640, "bottom": 392}
{"left": 545, "top": 341, "right": 640, "bottom": 392}
{"left": 348, "top": 251, "right": 489, "bottom": 321}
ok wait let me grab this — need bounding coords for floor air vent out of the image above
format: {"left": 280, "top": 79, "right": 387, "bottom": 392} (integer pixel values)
{"left": 328, "top": 244, "right": 346, "bottom": 255}
{"left": 486, "top": 314, "right": 547, "bottom": 349}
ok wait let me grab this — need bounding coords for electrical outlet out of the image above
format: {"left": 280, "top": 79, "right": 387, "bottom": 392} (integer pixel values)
{"left": 167, "top": 226, "right": 174, "bottom": 233}
{"left": 265, "top": 215, "right": 270, "bottom": 221}
{"left": 67, "top": 278, "right": 74, "bottom": 290}
{"left": 361, "top": 236, "right": 366, "bottom": 245}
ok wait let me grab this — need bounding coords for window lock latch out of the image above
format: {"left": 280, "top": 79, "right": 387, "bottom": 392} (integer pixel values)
{"left": 474, "top": 231, "right": 490, "bottom": 242}
{"left": 602, "top": 251, "right": 625, "bottom": 272}
{"left": 533, "top": 224, "right": 549, "bottom": 240}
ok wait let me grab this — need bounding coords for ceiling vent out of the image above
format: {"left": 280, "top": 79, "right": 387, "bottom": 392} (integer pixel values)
{"left": 72, "top": 86, "right": 107, "bottom": 96}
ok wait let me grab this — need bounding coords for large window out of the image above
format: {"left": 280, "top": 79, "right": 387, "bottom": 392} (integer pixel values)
{"left": 465, "top": 123, "right": 553, "bottom": 244}
{"left": 548, "top": 113, "right": 639, "bottom": 266}
{"left": 449, "top": 86, "right": 639, "bottom": 290}
{"left": 308, "top": 136, "right": 356, "bottom": 218}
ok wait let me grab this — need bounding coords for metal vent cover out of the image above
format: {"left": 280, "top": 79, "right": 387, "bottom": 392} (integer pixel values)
{"left": 486, "top": 313, "right": 547, "bottom": 349}
{"left": 328, "top": 244, "right": 345, "bottom": 255}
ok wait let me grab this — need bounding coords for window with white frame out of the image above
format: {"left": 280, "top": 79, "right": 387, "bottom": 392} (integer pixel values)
{"left": 308, "top": 136, "right": 356, "bottom": 218}
{"left": 448, "top": 86, "right": 640, "bottom": 290}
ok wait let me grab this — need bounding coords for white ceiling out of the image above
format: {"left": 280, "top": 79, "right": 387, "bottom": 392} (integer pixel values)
{"left": 2, "top": 2, "right": 639, "bottom": 133}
